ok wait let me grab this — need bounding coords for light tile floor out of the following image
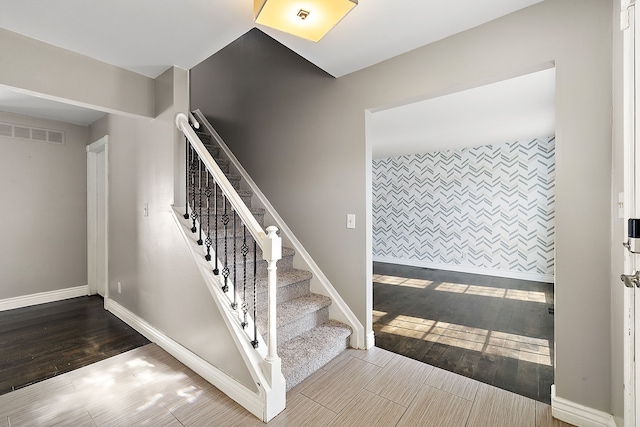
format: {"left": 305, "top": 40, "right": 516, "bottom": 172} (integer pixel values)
{"left": 0, "top": 344, "right": 573, "bottom": 427}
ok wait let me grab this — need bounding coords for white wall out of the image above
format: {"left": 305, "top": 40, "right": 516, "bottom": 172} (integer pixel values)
{"left": 0, "top": 111, "right": 88, "bottom": 299}
{"left": 192, "top": 0, "right": 614, "bottom": 414}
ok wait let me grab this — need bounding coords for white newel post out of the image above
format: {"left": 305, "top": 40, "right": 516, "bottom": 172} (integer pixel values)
{"left": 262, "top": 226, "right": 286, "bottom": 420}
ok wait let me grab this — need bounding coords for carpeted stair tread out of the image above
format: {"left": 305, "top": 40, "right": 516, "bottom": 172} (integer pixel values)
{"left": 224, "top": 172, "right": 241, "bottom": 182}
{"left": 214, "top": 157, "right": 230, "bottom": 168}
{"left": 256, "top": 268, "right": 312, "bottom": 290}
{"left": 257, "top": 293, "right": 332, "bottom": 347}
{"left": 257, "top": 293, "right": 330, "bottom": 331}
{"left": 246, "top": 273, "right": 311, "bottom": 309}
{"left": 280, "top": 320, "right": 352, "bottom": 390}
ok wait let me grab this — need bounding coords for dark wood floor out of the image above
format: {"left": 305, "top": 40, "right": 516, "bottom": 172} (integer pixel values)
{"left": 373, "top": 262, "right": 554, "bottom": 404}
{"left": 0, "top": 295, "right": 150, "bottom": 395}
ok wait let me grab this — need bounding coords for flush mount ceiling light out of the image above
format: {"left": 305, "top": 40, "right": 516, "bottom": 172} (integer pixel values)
{"left": 254, "top": 0, "right": 358, "bottom": 42}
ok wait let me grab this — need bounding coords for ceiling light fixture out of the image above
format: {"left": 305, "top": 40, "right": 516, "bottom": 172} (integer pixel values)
{"left": 254, "top": 0, "right": 358, "bottom": 43}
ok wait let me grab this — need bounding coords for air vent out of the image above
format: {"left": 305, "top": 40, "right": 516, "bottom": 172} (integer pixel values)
{"left": 48, "top": 131, "right": 63, "bottom": 143}
{"left": 0, "top": 123, "right": 12, "bottom": 137}
{"left": 14, "top": 126, "right": 30, "bottom": 139}
{"left": 0, "top": 122, "right": 65, "bottom": 144}
{"left": 32, "top": 129, "right": 47, "bottom": 141}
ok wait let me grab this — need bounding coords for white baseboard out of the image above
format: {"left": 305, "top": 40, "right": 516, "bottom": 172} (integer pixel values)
{"left": 373, "top": 256, "right": 554, "bottom": 283}
{"left": 366, "top": 329, "right": 376, "bottom": 350}
{"left": 0, "top": 285, "right": 88, "bottom": 312}
{"left": 551, "top": 385, "right": 616, "bottom": 427}
{"left": 104, "top": 298, "right": 265, "bottom": 421}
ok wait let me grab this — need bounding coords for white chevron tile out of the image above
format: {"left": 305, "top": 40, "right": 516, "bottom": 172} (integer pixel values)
{"left": 373, "top": 137, "right": 555, "bottom": 276}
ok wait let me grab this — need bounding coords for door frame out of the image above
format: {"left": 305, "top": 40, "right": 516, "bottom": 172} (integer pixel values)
{"left": 622, "top": 1, "right": 637, "bottom": 426}
{"left": 87, "top": 136, "right": 109, "bottom": 301}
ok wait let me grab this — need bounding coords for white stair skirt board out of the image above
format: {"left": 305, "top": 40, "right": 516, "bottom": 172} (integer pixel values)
{"left": 105, "top": 298, "right": 265, "bottom": 421}
{"left": 0, "top": 285, "right": 88, "bottom": 312}
{"left": 551, "top": 385, "right": 616, "bottom": 427}
{"left": 373, "top": 256, "right": 554, "bottom": 284}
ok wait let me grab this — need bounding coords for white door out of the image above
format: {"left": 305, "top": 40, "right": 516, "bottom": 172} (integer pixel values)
{"left": 622, "top": 2, "right": 639, "bottom": 426}
{"left": 87, "top": 136, "right": 109, "bottom": 299}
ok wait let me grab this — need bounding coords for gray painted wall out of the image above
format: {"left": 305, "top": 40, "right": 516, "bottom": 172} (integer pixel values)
{"left": 191, "top": 0, "right": 614, "bottom": 413}
{"left": 0, "top": 111, "right": 88, "bottom": 299}
{"left": 89, "top": 67, "right": 256, "bottom": 391}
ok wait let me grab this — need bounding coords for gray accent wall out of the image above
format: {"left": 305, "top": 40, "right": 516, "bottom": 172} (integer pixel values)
{"left": 191, "top": 0, "right": 614, "bottom": 414}
{"left": 0, "top": 111, "right": 88, "bottom": 299}
{"left": 372, "top": 137, "right": 555, "bottom": 279}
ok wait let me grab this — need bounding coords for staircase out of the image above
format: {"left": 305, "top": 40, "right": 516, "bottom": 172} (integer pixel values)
{"left": 189, "top": 127, "right": 352, "bottom": 392}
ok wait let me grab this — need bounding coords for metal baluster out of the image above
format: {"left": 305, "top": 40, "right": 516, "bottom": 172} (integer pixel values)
{"left": 231, "top": 210, "right": 238, "bottom": 310}
{"left": 197, "top": 160, "right": 203, "bottom": 245}
{"left": 190, "top": 151, "right": 198, "bottom": 233}
{"left": 213, "top": 181, "right": 219, "bottom": 275}
{"left": 251, "top": 238, "right": 258, "bottom": 348}
{"left": 221, "top": 197, "right": 230, "bottom": 292}
{"left": 183, "top": 137, "right": 190, "bottom": 219}
{"left": 204, "top": 172, "right": 212, "bottom": 261}
{"left": 241, "top": 225, "right": 249, "bottom": 329}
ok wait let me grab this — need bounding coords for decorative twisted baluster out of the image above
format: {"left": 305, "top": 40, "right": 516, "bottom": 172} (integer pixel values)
{"left": 190, "top": 154, "right": 198, "bottom": 233}
{"left": 251, "top": 238, "right": 258, "bottom": 348}
{"left": 213, "top": 180, "right": 219, "bottom": 275}
{"left": 232, "top": 210, "right": 238, "bottom": 310}
{"left": 204, "top": 172, "right": 213, "bottom": 261}
{"left": 221, "top": 197, "right": 230, "bottom": 293}
{"left": 241, "top": 225, "right": 249, "bottom": 329}
{"left": 197, "top": 160, "right": 203, "bottom": 245}
{"left": 184, "top": 137, "right": 190, "bottom": 220}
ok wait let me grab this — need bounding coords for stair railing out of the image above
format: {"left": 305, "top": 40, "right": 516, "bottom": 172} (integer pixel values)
{"left": 175, "top": 113, "right": 284, "bottom": 403}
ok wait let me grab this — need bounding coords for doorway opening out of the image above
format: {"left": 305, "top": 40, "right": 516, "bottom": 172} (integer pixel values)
{"left": 366, "top": 67, "right": 556, "bottom": 404}
{"left": 87, "top": 136, "right": 109, "bottom": 299}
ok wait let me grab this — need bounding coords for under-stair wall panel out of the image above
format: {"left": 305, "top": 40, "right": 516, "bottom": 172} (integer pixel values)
{"left": 88, "top": 67, "right": 256, "bottom": 393}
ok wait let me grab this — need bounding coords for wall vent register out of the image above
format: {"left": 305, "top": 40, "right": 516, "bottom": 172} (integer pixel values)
{"left": 0, "top": 122, "right": 65, "bottom": 144}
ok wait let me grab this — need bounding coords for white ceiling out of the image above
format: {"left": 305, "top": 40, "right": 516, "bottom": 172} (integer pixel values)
{"left": 369, "top": 68, "right": 556, "bottom": 159}
{"left": 0, "top": 0, "right": 544, "bottom": 129}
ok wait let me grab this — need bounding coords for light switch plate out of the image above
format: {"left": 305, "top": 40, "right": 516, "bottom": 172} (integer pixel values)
{"left": 347, "top": 214, "right": 356, "bottom": 229}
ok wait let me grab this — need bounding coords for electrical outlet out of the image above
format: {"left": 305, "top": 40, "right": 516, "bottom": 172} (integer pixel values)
{"left": 461, "top": 250, "right": 468, "bottom": 260}
{"left": 118, "top": 282, "right": 122, "bottom": 293}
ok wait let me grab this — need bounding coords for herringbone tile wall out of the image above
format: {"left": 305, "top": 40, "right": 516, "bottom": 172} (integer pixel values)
{"left": 372, "top": 137, "right": 555, "bottom": 277}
